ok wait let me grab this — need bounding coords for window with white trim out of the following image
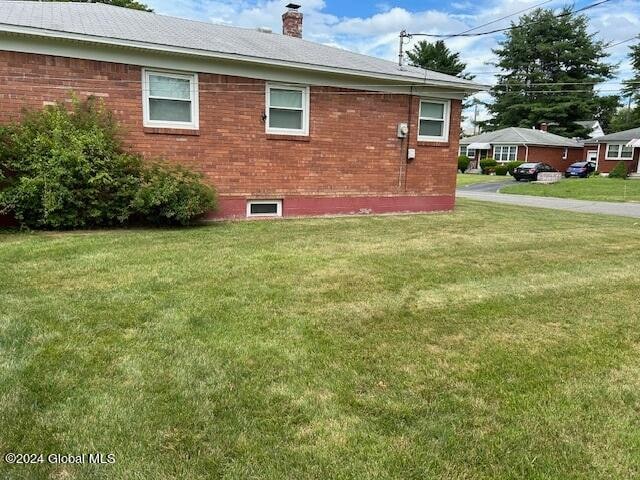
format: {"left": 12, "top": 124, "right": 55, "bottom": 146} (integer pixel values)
{"left": 562, "top": 147, "right": 568, "bottom": 159}
{"left": 606, "top": 143, "right": 633, "bottom": 160}
{"left": 247, "top": 200, "right": 282, "bottom": 217}
{"left": 418, "top": 99, "right": 450, "bottom": 142}
{"left": 493, "top": 145, "right": 518, "bottom": 163}
{"left": 266, "top": 84, "right": 309, "bottom": 135}
{"left": 142, "top": 69, "right": 198, "bottom": 129}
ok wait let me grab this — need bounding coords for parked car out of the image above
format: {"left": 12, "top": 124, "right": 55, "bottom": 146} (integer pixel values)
{"left": 513, "top": 162, "right": 557, "bottom": 181}
{"left": 565, "top": 161, "right": 596, "bottom": 178}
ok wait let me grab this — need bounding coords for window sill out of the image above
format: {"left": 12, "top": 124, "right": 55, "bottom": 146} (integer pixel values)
{"left": 143, "top": 127, "right": 200, "bottom": 136}
{"left": 266, "top": 134, "right": 311, "bottom": 142}
{"left": 604, "top": 158, "right": 633, "bottom": 161}
{"left": 417, "top": 140, "right": 449, "bottom": 147}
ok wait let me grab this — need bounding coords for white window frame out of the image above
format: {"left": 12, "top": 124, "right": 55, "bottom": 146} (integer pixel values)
{"left": 417, "top": 98, "right": 450, "bottom": 142}
{"left": 246, "top": 200, "right": 283, "bottom": 218}
{"left": 265, "top": 84, "right": 310, "bottom": 136}
{"left": 562, "top": 147, "right": 568, "bottom": 160}
{"left": 605, "top": 143, "right": 633, "bottom": 160}
{"left": 142, "top": 69, "right": 199, "bottom": 130}
{"left": 493, "top": 145, "right": 518, "bottom": 163}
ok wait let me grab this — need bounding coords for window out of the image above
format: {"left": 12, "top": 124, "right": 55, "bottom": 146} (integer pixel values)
{"left": 266, "top": 84, "right": 309, "bottom": 135}
{"left": 606, "top": 143, "right": 633, "bottom": 160}
{"left": 247, "top": 200, "right": 282, "bottom": 217}
{"left": 458, "top": 146, "right": 475, "bottom": 158}
{"left": 493, "top": 145, "right": 518, "bottom": 163}
{"left": 142, "top": 69, "right": 198, "bottom": 129}
{"left": 418, "top": 99, "right": 450, "bottom": 142}
{"left": 562, "top": 147, "right": 568, "bottom": 159}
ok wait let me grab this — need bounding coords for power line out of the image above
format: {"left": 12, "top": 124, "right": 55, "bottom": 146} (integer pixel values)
{"left": 403, "top": 0, "right": 611, "bottom": 39}
{"left": 442, "top": 0, "right": 555, "bottom": 39}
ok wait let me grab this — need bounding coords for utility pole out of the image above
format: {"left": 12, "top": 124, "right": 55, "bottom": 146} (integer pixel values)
{"left": 398, "top": 30, "right": 412, "bottom": 68}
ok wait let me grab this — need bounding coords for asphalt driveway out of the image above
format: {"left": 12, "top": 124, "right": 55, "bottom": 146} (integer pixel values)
{"left": 457, "top": 180, "right": 640, "bottom": 219}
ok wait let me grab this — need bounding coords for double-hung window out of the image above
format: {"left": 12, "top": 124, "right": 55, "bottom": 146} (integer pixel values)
{"left": 606, "top": 143, "right": 633, "bottom": 160}
{"left": 143, "top": 69, "right": 198, "bottom": 129}
{"left": 266, "top": 84, "right": 309, "bottom": 135}
{"left": 493, "top": 145, "right": 518, "bottom": 163}
{"left": 418, "top": 99, "right": 450, "bottom": 142}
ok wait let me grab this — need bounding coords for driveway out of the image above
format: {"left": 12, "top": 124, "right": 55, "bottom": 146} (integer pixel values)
{"left": 457, "top": 182, "right": 640, "bottom": 219}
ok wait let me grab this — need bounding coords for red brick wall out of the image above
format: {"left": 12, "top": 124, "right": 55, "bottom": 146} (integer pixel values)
{"left": 0, "top": 51, "right": 461, "bottom": 218}
{"left": 524, "top": 146, "right": 583, "bottom": 171}
{"left": 597, "top": 144, "right": 640, "bottom": 174}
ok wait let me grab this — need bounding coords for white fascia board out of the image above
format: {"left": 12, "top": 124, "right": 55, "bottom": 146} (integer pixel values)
{"left": 0, "top": 26, "right": 484, "bottom": 97}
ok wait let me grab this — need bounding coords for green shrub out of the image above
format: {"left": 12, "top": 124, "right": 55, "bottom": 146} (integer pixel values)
{"left": 133, "top": 163, "right": 216, "bottom": 226}
{"left": 458, "top": 155, "right": 470, "bottom": 173}
{"left": 0, "top": 97, "right": 217, "bottom": 229}
{"left": 480, "top": 158, "right": 498, "bottom": 174}
{"left": 495, "top": 165, "right": 509, "bottom": 176}
{"left": 506, "top": 161, "right": 523, "bottom": 175}
{"left": 608, "top": 161, "right": 628, "bottom": 179}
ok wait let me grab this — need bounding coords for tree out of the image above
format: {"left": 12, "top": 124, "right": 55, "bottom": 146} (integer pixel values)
{"left": 481, "top": 7, "right": 615, "bottom": 137}
{"left": 623, "top": 40, "right": 640, "bottom": 102}
{"left": 38, "top": 0, "right": 152, "bottom": 12}
{"left": 406, "top": 40, "right": 474, "bottom": 79}
{"left": 612, "top": 39, "right": 640, "bottom": 132}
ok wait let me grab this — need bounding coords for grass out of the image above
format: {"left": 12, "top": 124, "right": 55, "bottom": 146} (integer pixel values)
{"left": 501, "top": 177, "right": 640, "bottom": 202}
{"left": 2, "top": 200, "right": 640, "bottom": 479}
{"left": 457, "top": 173, "right": 511, "bottom": 187}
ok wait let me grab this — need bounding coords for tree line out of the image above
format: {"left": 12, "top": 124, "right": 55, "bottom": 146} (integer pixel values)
{"left": 406, "top": 7, "right": 640, "bottom": 136}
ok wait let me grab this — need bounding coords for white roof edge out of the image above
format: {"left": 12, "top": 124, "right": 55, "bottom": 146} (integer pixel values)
{"left": 0, "top": 23, "right": 487, "bottom": 92}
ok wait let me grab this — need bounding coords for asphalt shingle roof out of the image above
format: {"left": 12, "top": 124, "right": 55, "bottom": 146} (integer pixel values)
{"left": 593, "top": 127, "right": 640, "bottom": 142}
{"left": 460, "top": 127, "right": 582, "bottom": 147}
{"left": 0, "top": 1, "right": 483, "bottom": 90}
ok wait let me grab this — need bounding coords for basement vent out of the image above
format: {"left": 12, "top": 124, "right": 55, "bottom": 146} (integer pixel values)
{"left": 247, "top": 200, "right": 282, "bottom": 217}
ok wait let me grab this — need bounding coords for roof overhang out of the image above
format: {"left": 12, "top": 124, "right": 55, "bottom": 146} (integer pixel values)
{"left": 626, "top": 139, "right": 640, "bottom": 147}
{"left": 467, "top": 142, "right": 491, "bottom": 149}
{"left": 0, "top": 23, "right": 487, "bottom": 94}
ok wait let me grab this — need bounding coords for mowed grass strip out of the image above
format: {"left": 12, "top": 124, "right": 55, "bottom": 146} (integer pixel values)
{"left": 1, "top": 199, "right": 640, "bottom": 479}
{"left": 457, "top": 173, "right": 511, "bottom": 187}
{"left": 501, "top": 176, "right": 640, "bottom": 202}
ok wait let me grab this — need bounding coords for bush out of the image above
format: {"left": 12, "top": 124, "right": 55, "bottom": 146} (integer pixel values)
{"left": 0, "top": 97, "right": 217, "bottom": 229}
{"left": 458, "top": 155, "right": 470, "bottom": 173}
{"left": 505, "top": 161, "right": 523, "bottom": 175}
{"left": 133, "top": 163, "right": 217, "bottom": 226}
{"left": 608, "top": 161, "right": 628, "bottom": 179}
{"left": 495, "top": 165, "right": 509, "bottom": 176}
{"left": 480, "top": 158, "right": 498, "bottom": 174}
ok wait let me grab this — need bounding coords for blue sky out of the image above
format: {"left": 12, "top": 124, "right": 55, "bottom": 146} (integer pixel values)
{"left": 145, "top": 0, "right": 640, "bottom": 128}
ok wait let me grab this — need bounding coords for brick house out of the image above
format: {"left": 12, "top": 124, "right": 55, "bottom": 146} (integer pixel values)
{"left": 591, "top": 127, "right": 640, "bottom": 175}
{"left": 459, "top": 126, "right": 584, "bottom": 172}
{"left": 0, "top": 1, "right": 483, "bottom": 219}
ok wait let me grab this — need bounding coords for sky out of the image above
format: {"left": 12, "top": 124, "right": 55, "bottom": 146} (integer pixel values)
{"left": 145, "top": 0, "right": 640, "bottom": 130}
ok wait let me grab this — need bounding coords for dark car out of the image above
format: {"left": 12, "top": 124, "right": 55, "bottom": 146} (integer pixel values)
{"left": 513, "top": 162, "right": 557, "bottom": 181}
{"left": 565, "top": 161, "right": 596, "bottom": 178}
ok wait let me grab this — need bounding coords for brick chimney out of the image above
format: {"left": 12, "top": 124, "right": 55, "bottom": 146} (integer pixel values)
{"left": 282, "top": 3, "right": 303, "bottom": 38}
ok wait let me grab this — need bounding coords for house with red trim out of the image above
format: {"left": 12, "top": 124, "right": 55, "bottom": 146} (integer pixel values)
{"left": 0, "top": 1, "right": 483, "bottom": 219}
{"left": 459, "top": 126, "right": 584, "bottom": 171}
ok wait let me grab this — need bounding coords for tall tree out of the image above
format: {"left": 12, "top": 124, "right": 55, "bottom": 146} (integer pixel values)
{"left": 406, "top": 40, "right": 474, "bottom": 79}
{"left": 38, "top": 0, "right": 152, "bottom": 12}
{"left": 481, "top": 7, "right": 615, "bottom": 137}
{"left": 613, "top": 39, "right": 640, "bottom": 131}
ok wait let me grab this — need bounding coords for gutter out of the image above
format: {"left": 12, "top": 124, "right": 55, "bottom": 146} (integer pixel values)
{"left": 0, "top": 24, "right": 488, "bottom": 93}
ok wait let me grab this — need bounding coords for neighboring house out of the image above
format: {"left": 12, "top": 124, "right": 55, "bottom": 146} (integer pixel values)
{"left": 459, "top": 126, "right": 584, "bottom": 171}
{"left": 0, "top": 2, "right": 483, "bottom": 219}
{"left": 592, "top": 127, "right": 640, "bottom": 175}
{"left": 574, "top": 120, "right": 605, "bottom": 138}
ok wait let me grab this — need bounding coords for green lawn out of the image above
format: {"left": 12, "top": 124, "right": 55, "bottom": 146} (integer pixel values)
{"left": 501, "top": 177, "right": 640, "bottom": 202}
{"left": 2, "top": 200, "right": 640, "bottom": 479}
{"left": 457, "top": 173, "right": 511, "bottom": 187}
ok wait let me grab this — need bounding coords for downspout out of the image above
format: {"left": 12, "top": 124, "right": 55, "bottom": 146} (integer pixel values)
{"left": 596, "top": 143, "right": 600, "bottom": 172}
{"left": 524, "top": 144, "right": 529, "bottom": 162}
